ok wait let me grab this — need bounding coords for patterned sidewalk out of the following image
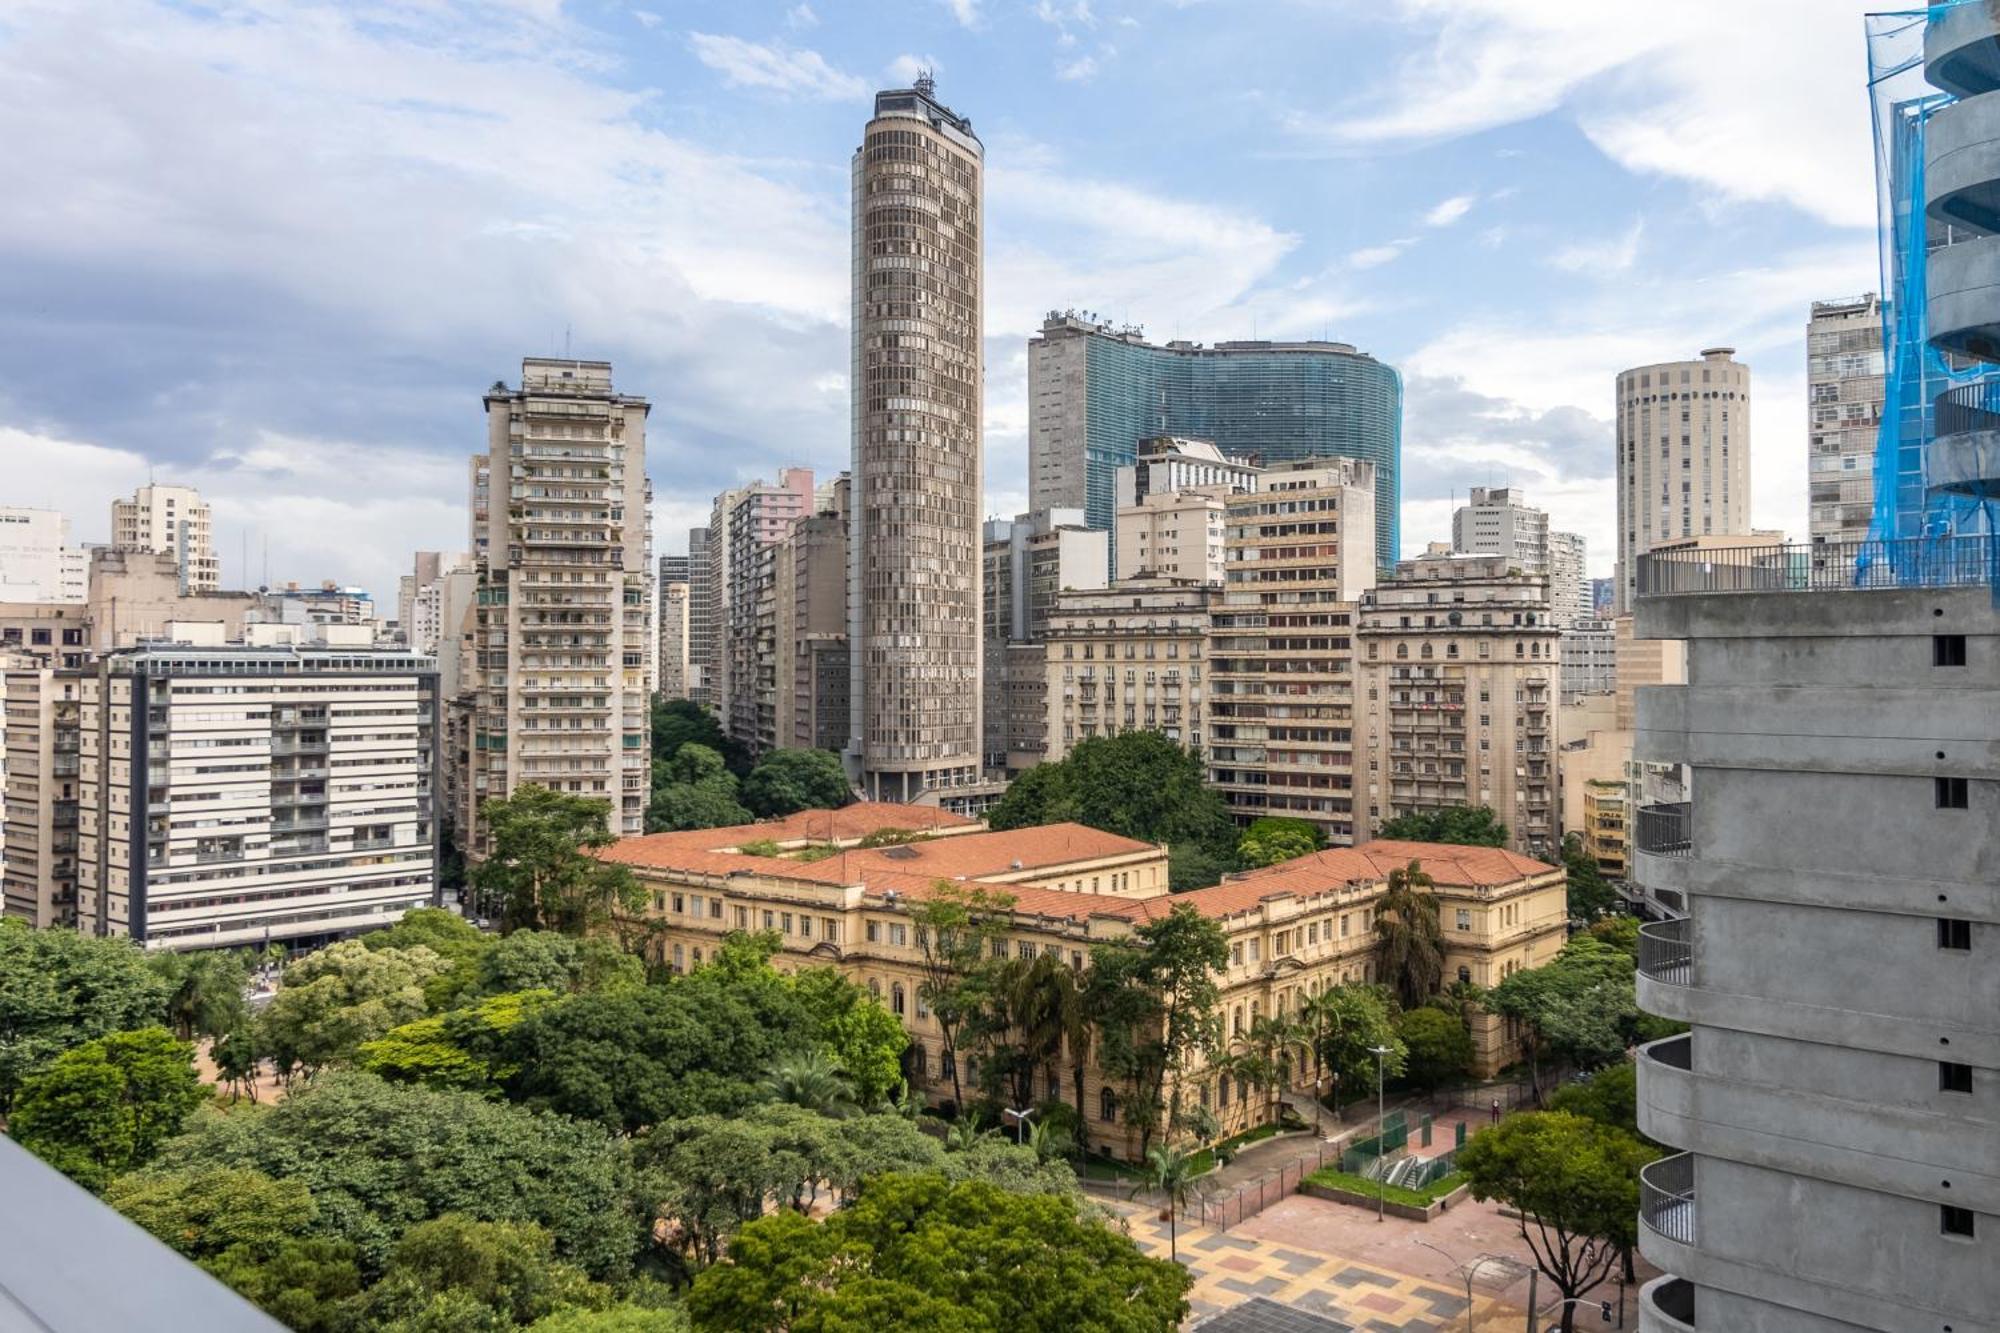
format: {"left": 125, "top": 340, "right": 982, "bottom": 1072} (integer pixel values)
{"left": 1105, "top": 1198, "right": 1528, "bottom": 1331}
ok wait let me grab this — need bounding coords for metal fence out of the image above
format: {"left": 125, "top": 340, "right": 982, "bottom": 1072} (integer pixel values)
{"left": 1637, "top": 917, "right": 1691, "bottom": 986}
{"left": 1637, "top": 534, "right": 1998, "bottom": 597}
{"left": 1640, "top": 1152, "right": 1697, "bottom": 1245}
{"left": 1634, "top": 802, "right": 1691, "bottom": 858}
{"left": 1194, "top": 1138, "right": 1342, "bottom": 1230}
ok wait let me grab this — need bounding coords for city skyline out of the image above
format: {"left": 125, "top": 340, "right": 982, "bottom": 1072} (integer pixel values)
{"left": 0, "top": 1, "right": 1878, "bottom": 602}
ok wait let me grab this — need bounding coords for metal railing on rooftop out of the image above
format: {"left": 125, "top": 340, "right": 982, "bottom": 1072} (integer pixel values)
{"left": 1638, "top": 918, "right": 1691, "bottom": 986}
{"left": 1935, "top": 380, "right": 2000, "bottom": 438}
{"left": 1635, "top": 802, "right": 1691, "bottom": 857}
{"left": 1637, "top": 534, "right": 1999, "bottom": 597}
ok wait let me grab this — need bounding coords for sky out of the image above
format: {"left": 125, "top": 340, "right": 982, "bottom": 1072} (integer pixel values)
{"left": 0, "top": 0, "right": 1889, "bottom": 600}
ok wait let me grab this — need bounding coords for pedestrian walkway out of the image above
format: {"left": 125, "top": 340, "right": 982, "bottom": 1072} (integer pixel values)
{"left": 1103, "top": 1195, "right": 1528, "bottom": 1332}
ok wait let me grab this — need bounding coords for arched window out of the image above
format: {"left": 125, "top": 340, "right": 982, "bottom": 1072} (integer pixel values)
{"left": 1219, "top": 1074, "right": 1231, "bottom": 1106}
{"left": 1232, "top": 1005, "right": 1244, "bottom": 1037}
{"left": 891, "top": 983, "right": 906, "bottom": 1017}
{"left": 911, "top": 1045, "right": 928, "bottom": 1077}
{"left": 940, "top": 1049, "right": 956, "bottom": 1080}
{"left": 1100, "top": 1087, "right": 1118, "bottom": 1122}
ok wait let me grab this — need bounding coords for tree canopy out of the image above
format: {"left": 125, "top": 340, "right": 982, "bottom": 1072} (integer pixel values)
{"left": 9, "top": 1026, "right": 210, "bottom": 1190}
{"left": 260, "top": 939, "right": 450, "bottom": 1078}
{"left": 472, "top": 785, "right": 643, "bottom": 933}
{"left": 1394, "top": 1006, "right": 1473, "bottom": 1097}
{"left": 1236, "top": 817, "right": 1324, "bottom": 868}
{"left": 0, "top": 919, "right": 172, "bottom": 1111}
{"left": 1376, "top": 805, "right": 1509, "bottom": 847}
{"left": 646, "top": 745, "right": 755, "bottom": 833}
{"left": 358, "top": 989, "right": 559, "bottom": 1092}
{"left": 685, "top": 1173, "right": 1189, "bottom": 1333}
{"left": 1484, "top": 937, "right": 1638, "bottom": 1100}
{"left": 1562, "top": 832, "right": 1622, "bottom": 922}
{"left": 740, "top": 749, "right": 851, "bottom": 819}
{"left": 1374, "top": 860, "right": 1446, "bottom": 1010}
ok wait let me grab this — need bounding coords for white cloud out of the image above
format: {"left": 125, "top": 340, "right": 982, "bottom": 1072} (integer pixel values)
{"left": 1056, "top": 55, "right": 1100, "bottom": 82}
{"left": 939, "top": 0, "right": 980, "bottom": 28}
{"left": 1311, "top": 0, "right": 1877, "bottom": 228}
{"left": 1422, "top": 193, "right": 1476, "bottom": 227}
{"left": 632, "top": 10, "right": 661, "bottom": 29}
{"left": 1349, "top": 240, "right": 1414, "bottom": 269}
{"left": 1548, "top": 217, "right": 1644, "bottom": 274}
{"left": 686, "top": 34, "right": 867, "bottom": 99}
{"left": 785, "top": 3, "right": 819, "bottom": 30}
{"left": 887, "top": 53, "right": 941, "bottom": 86}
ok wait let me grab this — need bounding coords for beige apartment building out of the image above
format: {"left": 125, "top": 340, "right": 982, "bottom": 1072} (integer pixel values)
{"left": 658, "top": 579, "right": 690, "bottom": 701}
{"left": 602, "top": 806, "right": 1567, "bottom": 1152}
{"left": 1355, "top": 548, "right": 1562, "bottom": 860}
{"left": 466, "top": 358, "right": 652, "bottom": 850}
{"left": 1613, "top": 348, "right": 1752, "bottom": 612}
{"left": 983, "top": 509, "right": 1107, "bottom": 775}
{"left": 110, "top": 484, "right": 219, "bottom": 593}
{"left": 1115, "top": 485, "right": 1229, "bottom": 584}
{"left": 0, "top": 507, "right": 88, "bottom": 604}
{"left": 1, "top": 662, "right": 81, "bottom": 927}
{"left": 776, "top": 502, "right": 851, "bottom": 754}
{"left": 848, "top": 78, "right": 985, "bottom": 804}
{"left": 1042, "top": 578, "right": 1220, "bottom": 764}
{"left": 1208, "top": 458, "right": 1377, "bottom": 843}
{"left": 66, "top": 628, "right": 437, "bottom": 949}
{"left": 1806, "top": 293, "right": 1886, "bottom": 544}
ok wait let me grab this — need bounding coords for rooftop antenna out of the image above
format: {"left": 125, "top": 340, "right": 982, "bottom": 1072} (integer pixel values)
{"left": 914, "top": 69, "right": 936, "bottom": 97}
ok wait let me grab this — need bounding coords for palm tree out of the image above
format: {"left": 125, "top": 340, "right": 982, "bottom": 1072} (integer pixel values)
{"left": 1242, "top": 1014, "right": 1302, "bottom": 1124}
{"left": 943, "top": 1119, "right": 1000, "bottom": 1153}
{"left": 759, "top": 1049, "right": 859, "bottom": 1118}
{"left": 1375, "top": 859, "right": 1446, "bottom": 1009}
{"left": 1132, "top": 1143, "right": 1202, "bottom": 1264}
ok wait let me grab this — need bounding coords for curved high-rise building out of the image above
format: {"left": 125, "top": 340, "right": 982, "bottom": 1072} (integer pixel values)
{"left": 1613, "top": 348, "right": 1751, "bottom": 612}
{"left": 848, "top": 78, "right": 984, "bottom": 803}
{"left": 1028, "top": 313, "right": 1403, "bottom": 571}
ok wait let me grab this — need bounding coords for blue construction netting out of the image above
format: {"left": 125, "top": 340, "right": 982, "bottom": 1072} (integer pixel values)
{"left": 1863, "top": 4, "right": 1999, "bottom": 590}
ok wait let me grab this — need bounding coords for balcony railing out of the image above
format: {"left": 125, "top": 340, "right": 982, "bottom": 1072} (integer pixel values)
{"left": 1635, "top": 802, "right": 1691, "bottom": 857}
{"left": 1638, "top": 918, "right": 1691, "bottom": 986}
{"left": 1640, "top": 1152, "right": 1697, "bottom": 1246}
{"left": 1935, "top": 379, "right": 2000, "bottom": 437}
{"left": 1637, "top": 534, "right": 1998, "bottom": 597}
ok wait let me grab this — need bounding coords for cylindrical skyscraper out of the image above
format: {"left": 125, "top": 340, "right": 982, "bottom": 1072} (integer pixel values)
{"left": 1613, "top": 348, "right": 1751, "bottom": 612}
{"left": 848, "top": 77, "right": 984, "bottom": 803}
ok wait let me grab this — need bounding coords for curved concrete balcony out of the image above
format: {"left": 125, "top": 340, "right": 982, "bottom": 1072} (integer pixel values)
{"left": 1926, "top": 90, "right": 2000, "bottom": 235}
{"left": 1929, "top": 381, "right": 2000, "bottom": 501}
{"left": 1927, "top": 1, "right": 2000, "bottom": 99}
{"left": 1638, "top": 1151, "right": 1697, "bottom": 1276}
{"left": 1637, "top": 1277, "right": 1696, "bottom": 1333}
{"left": 1635, "top": 919, "right": 1693, "bottom": 1020}
{"left": 1927, "top": 232, "right": 2000, "bottom": 364}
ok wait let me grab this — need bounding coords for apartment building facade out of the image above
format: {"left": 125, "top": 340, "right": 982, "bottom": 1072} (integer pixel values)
{"left": 777, "top": 503, "right": 851, "bottom": 754}
{"left": 466, "top": 358, "right": 652, "bottom": 849}
{"left": 1, "top": 663, "right": 81, "bottom": 928}
{"left": 1561, "top": 617, "right": 1617, "bottom": 699}
{"left": 1208, "top": 458, "right": 1377, "bottom": 843}
{"left": 1115, "top": 486, "right": 1230, "bottom": 584}
{"left": 1631, "top": 555, "right": 2000, "bottom": 1331}
{"left": 1042, "top": 578, "right": 1220, "bottom": 765}
{"left": 1355, "top": 549, "right": 1562, "bottom": 859}
{"left": 685, "top": 527, "right": 713, "bottom": 710}
{"left": 110, "top": 484, "right": 219, "bottom": 593}
{"left": 0, "top": 507, "right": 88, "bottom": 604}
{"left": 658, "top": 578, "right": 690, "bottom": 701}
{"left": 1614, "top": 349, "right": 1752, "bottom": 613}
{"left": 1452, "top": 486, "right": 1549, "bottom": 574}
{"left": 1548, "top": 530, "right": 1590, "bottom": 628}
{"left": 982, "top": 509, "right": 1108, "bottom": 774}
{"left": 1806, "top": 293, "right": 1886, "bottom": 544}
{"left": 603, "top": 809, "right": 1566, "bottom": 1154}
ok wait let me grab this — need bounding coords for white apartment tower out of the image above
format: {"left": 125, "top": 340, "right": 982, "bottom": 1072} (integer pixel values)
{"left": 1548, "top": 530, "right": 1590, "bottom": 629}
{"left": 1452, "top": 486, "right": 1550, "bottom": 574}
{"left": 1614, "top": 349, "right": 1751, "bottom": 613}
{"left": 467, "top": 359, "right": 652, "bottom": 847}
{"left": 110, "top": 484, "right": 218, "bottom": 593}
{"left": 848, "top": 77, "right": 985, "bottom": 804}
{"left": 0, "top": 508, "right": 88, "bottom": 604}
{"left": 1806, "top": 293, "right": 1887, "bottom": 544}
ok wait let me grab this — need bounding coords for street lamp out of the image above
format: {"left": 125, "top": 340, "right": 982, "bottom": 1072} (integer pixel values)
{"left": 1410, "top": 1240, "right": 1516, "bottom": 1333}
{"left": 1003, "top": 1105, "right": 1037, "bottom": 1148}
{"left": 1368, "top": 1044, "right": 1392, "bottom": 1222}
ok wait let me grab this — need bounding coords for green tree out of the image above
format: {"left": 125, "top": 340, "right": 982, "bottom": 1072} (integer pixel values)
{"left": 208, "top": 1238, "right": 365, "bottom": 1332}
{"left": 1133, "top": 1143, "right": 1202, "bottom": 1264}
{"left": 938, "top": 1135, "right": 1081, "bottom": 1198}
{"left": 646, "top": 783, "right": 754, "bottom": 834}
{"left": 1484, "top": 937, "right": 1637, "bottom": 1101}
{"left": 1583, "top": 914, "right": 1640, "bottom": 959}
{"left": 10, "top": 1026, "right": 210, "bottom": 1190}
{"left": 360, "top": 1214, "right": 611, "bottom": 1331}
{"left": 1563, "top": 831, "right": 1622, "bottom": 921}
{"left": 1374, "top": 859, "right": 1446, "bottom": 1010}
{"left": 790, "top": 966, "right": 908, "bottom": 1110}
{"left": 476, "top": 931, "right": 644, "bottom": 999}
{"left": 365, "top": 907, "right": 494, "bottom": 1010}
{"left": 471, "top": 784, "right": 643, "bottom": 933}
{"left": 986, "top": 732, "right": 1239, "bottom": 889}
{"left": 909, "top": 881, "right": 1016, "bottom": 1112}
{"left": 261, "top": 939, "right": 450, "bottom": 1080}
{"left": 0, "top": 919, "right": 172, "bottom": 1111}
{"left": 149, "top": 949, "right": 250, "bottom": 1043}
{"left": 108, "top": 1164, "right": 317, "bottom": 1259}
{"left": 147, "top": 1071, "right": 641, "bottom": 1280}
{"left": 740, "top": 749, "right": 851, "bottom": 818}
{"left": 1457, "top": 1111, "right": 1654, "bottom": 1333}
{"left": 1394, "top": 1006, "right": 1473, "bottom": 1100}
{"left": 1547, "top": 1061, "right": 1649, "bottom": 1145}
{"left": 758, "top": 1049, "right": 858, "bottom": 1118}
{"left": 685, "top": 1173, "right": 1189, "bottom": 1333}
{"left": 530, "top": 1306, "right": 689, "bottom": 1332}
{"left": 1297, "top": 984, "right": 1405, "bottom": 1108}
{"left": 211, "top": 1021, "right": 265, "bottom": 1104}
{"left": 1236, "top": 816, "right": 1324, "bottom": 868}
{"left": 1377, "top": 805, "right": 1509, "bottom": 847}
{"left": 650, "top": 698, "right": 748, "bottom": 777}
{"left": 1134, "top": 904, "right": 1228, "bottom": 1154}
{"left": 358, "top": 989, "right": 558, "bottom": 1092}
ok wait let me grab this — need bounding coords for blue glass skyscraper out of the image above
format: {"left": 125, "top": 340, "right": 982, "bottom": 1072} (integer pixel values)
{"left": 1027, "top": 312, "right": 1403, "bottom": 571}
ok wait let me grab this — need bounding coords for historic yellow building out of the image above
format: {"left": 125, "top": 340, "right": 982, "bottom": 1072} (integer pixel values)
{"left": 602, "top": 803, "right": 1567, "bottom": 1158}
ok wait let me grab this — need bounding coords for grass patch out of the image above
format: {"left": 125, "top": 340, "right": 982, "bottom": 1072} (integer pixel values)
{"left": 1303, "top": 1166, "right": 1466, "bottom": 1209}
{"left": 1185, "top": 1121, "right": 1286, "bottom": 1175}
{"left": 788, "top": 843, "right": 840, "bottom": 862}
{"left": 1077, "top": 1154, "right": 1150, "bottom": 1183}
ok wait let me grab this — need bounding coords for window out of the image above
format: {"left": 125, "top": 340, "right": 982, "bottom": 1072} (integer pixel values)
{"left": 1100, "top": 1087, "right": 1118, "bottom": 1122}
{"left": 891, "top": 984, "right": 906, "bottom": 1017}
{"left": 866, "top": 920, "right": 880, "bottom": 943}
{"left": 735, "top": 906, "right": 749, "bottom": 929}
{"left": 1941, "top": 1061, "right": 1974, "bottom": 1093}
{"left": 890, "top": 924, "right": 908, "bottom": 947}
{"left": 940, "top": 1049, "right": 955, "bottom": 1080}
{"left": 1218, "top": 1074, "right": 1231, "bottom": 1106}
{"left": 1939, "top": 918, "right": 1972, "bottom": 950}
{"left": 781, "top": 913, "right": 793, "bottom": 934}
{"left": 671, "top": 893, "right": 684, "bottom": 914}
{"left": 1934, "top": 634, "right": 1967, "bottom": 667}
{"left": 710, "top": 899, "right": 724, "bottom": 919}
{"left": 1456, "top": 908, "right": 1472, "bottom": 931}
{"left": 763, "top": 911, "right": 775, "bottom": 930}
{"left": 1937, "top": 777, "right": 1969, "bottom": 809}
{"left": 1942, "top": 1205, "right": 1977, "bottom": 1238}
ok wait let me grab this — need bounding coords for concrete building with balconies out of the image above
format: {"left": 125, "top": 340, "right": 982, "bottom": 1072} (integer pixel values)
{"left": 1628, "top": 542, "right": 2000, "bottom": 1332}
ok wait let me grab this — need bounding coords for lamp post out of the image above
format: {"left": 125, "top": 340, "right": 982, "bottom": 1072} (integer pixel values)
{"left": 1003, "top": 1105, "right": 1037, "bottom": 1148}
{"left": 1368, "top": 1043, "right": 1392, "bottom": 1222}
{"left": 1411, "top": 1241, "right": 1515, "bottom": 1333}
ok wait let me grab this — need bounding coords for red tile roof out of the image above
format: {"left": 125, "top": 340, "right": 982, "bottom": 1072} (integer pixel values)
{"left": 597, "top": 802, "right": 977, "bottom": 870}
